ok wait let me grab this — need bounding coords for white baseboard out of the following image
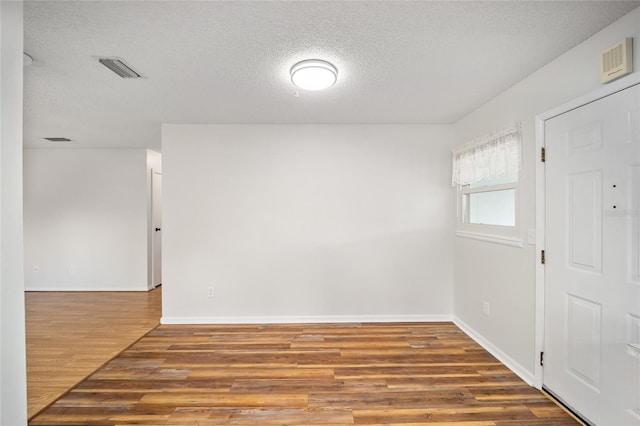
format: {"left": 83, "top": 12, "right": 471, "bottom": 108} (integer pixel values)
{"left": 453, "top": 316, "right": 535, "bottom": 386}
{"left": 25, "top": 287, "right": 149, "bottom": 292}
{"left": 161, "top": 314, "right": 453, "bottom": 325}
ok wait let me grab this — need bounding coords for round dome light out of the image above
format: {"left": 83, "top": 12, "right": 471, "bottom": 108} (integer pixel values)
{"left": 290, "top": 59, "right": 337, "bottom": 91}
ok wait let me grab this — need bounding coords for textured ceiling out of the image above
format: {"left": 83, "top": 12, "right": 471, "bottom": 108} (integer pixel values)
{"left": 23, "top": 1, "right": 640, "bottom": 150}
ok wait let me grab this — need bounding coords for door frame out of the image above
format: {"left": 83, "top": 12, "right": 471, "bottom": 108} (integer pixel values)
{"left": 534, "top": 73, "right": 640, "bottom": 389}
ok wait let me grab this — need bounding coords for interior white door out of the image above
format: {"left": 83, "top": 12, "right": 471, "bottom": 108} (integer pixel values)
{"left": 544, "top": 84, "right": 640, "bottom": 425}
{"left": 152, "top": 170, "right": 162, "bottom": 288}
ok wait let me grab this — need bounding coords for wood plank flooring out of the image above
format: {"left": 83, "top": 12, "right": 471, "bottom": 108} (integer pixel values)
{"left": 26, "top": 288, "right": 162, "bottom": 418}
{"left": 29, "top": 322, "right": 578, "bottom": 425}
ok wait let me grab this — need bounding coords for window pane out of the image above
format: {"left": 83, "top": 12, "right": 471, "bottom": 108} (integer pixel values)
{"left": 464, "top": 188, "right": 515, "bottom": 226}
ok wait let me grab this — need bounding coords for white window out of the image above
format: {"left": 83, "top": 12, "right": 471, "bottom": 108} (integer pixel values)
{"left": 452, "top": 124, "right": 522, "bottom": 246}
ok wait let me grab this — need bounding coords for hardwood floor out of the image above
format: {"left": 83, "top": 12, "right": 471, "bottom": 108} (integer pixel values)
{"left": 29, "top": 321, "right": 578, "bottom": 425}
{"left": 26, "top": 288, "right": 162, "bottom": 419}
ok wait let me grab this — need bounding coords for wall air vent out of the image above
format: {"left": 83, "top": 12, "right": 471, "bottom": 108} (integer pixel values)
{"left": 44, "top": 137, "right": 71, "bottom": 142}
{"left": 600, "top": 38, "right": 633, "bottom": 84}
{"left": 98, "top": 57, "right": 142, "bottom": 79}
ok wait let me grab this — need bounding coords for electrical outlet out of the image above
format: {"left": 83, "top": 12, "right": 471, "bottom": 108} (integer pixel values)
{"left": 527, "top": 228, "right": 536, "bottom": 245}
{"left": 483, "top": 301, "right": 490, "bottom": 316}
{"left": 207, "top": 287, "right": 214, "bottom": 298}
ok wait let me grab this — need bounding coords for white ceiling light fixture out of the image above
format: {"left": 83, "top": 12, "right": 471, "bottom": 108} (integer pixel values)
{"left": 290, "top": 59, "right": 338, "bottom": 91}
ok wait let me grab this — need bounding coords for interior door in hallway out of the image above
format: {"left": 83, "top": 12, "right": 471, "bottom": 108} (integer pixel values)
{"left": 544, "top": 83, "right": 640, "bottom": 425}
{"left": 152, "top": 170, "right": 162, "bottom": 288}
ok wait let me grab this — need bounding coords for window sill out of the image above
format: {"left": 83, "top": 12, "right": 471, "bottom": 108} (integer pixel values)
{"left": 456, "top": 230, "right": 523, "bottom": 248}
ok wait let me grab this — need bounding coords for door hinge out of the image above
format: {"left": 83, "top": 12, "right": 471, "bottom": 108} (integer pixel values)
{"left": 541, "top": 250, "right": 545, "bottom": 264}
{"left": 541, "top": 147, "right": 546, "bottom": 162}
{"left": 540, "top": 351, "right": 544, "bottom": 366}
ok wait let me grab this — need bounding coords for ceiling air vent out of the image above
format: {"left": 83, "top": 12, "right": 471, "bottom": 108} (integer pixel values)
{"left": 44, "top": 137, "right": 71, "bottom": 142}
{"left": 98, "top": 58, "right": 141, "bottom": 79}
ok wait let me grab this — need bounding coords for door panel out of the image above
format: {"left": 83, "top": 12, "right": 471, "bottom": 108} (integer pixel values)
{"left": 629, "top": 313, "right": 640, "bottom": 419}
{"left": 629, "top": 109, "right": 640, "bottom": 142}
{"left": 545, "top": 84, "right": 640, "bottom": 425}
{"left": 567, "top": 122, "right": 602, "bottom": 156}
{"left": 566, "top": 294, "right": 601, "bottom": 390}
{"left": 568, "top": 171, "right": 602, "bottom": 272}
{"left": 629, "top": 343, "right": 640, "bottom": 419}
{"left": 632, "top": 166, "right": 640, "bottom": 284}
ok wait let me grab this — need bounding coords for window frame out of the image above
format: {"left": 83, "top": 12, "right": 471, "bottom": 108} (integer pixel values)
{"left": 452, "top": 123, "right": 523, "bottom": 248}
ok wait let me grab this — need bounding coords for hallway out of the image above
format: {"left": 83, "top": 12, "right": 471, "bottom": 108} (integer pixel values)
{"left": 26, "top": 287, "right": 162, "bottom": 418}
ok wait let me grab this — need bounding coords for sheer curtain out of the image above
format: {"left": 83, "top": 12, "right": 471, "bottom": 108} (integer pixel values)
{"left": 451, "top": 123, "right": 522, "bottom": 187}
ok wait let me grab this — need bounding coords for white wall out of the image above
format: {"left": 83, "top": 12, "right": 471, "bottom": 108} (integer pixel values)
{"left": 453, "top": 7, "right": 640, "bottom": 382}
{"left": 0, "top": 1, "right": 28, "bottom": 423}
{"left": 162, "top": 124, "right": 454, "bottom": 323}
{"left": 24, "top": 149, "right": 150, "bottom": 291}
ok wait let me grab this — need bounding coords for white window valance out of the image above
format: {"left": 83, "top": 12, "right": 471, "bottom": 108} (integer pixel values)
{"left": 451, "top": 123, "right": 522, "bottom": 187}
